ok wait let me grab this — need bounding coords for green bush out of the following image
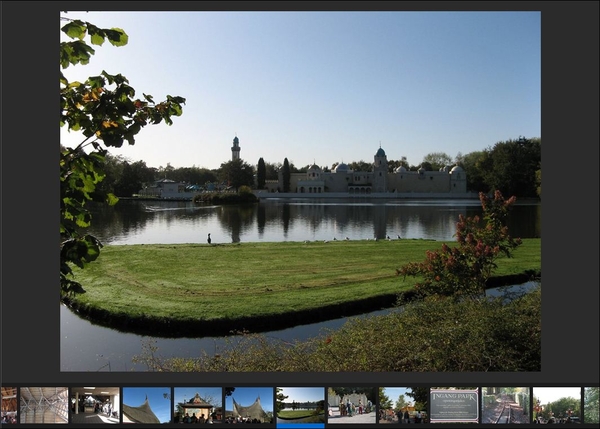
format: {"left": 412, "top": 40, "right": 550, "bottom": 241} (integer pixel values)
{"left": 135, "top": 284, "right": 541, "bottom": 372}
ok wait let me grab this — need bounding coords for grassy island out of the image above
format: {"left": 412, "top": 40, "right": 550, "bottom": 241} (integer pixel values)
{"left": 63, "top": 238, "right": 540, "bottom": 337}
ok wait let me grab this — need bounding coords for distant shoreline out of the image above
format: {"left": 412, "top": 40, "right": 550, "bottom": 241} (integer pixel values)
{"left": 123, "top": 191, "right": 485, "bottom": 202}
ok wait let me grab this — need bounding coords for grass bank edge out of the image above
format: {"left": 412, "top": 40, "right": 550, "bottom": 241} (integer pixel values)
{"left": 62, "top": 238, "right": 540, "bottom": 337}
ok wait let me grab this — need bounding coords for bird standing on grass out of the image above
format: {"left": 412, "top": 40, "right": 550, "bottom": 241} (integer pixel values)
{"left": 207, "top": 233, "right": 211, "bottom": 244}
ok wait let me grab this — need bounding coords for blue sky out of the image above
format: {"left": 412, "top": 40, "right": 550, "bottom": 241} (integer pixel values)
{"left": 173, "top": 387, "right": 222, "bottom": 409}
{"left": 122, "top": 387, "right": 172, "bottom": 424}
{"left": 278, "top": 387, "right": 325, "bottom": 404}
{"left": 60, "top": 10, "right": 540, "bottom": 171}
{"left": 225, "top": 387, "right": 274, "bottom": 413}
{"left": 381, "top": 387, "right": 415, "bottom": 406}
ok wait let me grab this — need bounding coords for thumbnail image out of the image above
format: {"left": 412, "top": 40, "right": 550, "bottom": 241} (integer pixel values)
{"left": 327, "top": 387, "right": 376, "bottom": 424}
{"left": 1, "top": 386, "right": 17, "bottom": 424}
{"left": 430, "top": 387, "right": 478, "bottom": 424}
{"left": 584, "top": 387, "right": 599, "bottom": 425}
{"left": 20, "top": 387, "right": 69, "bottom": 424}
{"left": 532, "top": 387, "right": 581, "bottom": 424}
{"left": 276, "top": 387, "right": 325, "bottom": 424}
{"left": 378, "top": 387, "right": 428, "bottom": 424}
{"left": 481, "top": 387, "right": 530, "bottom": 424}
{"left": 224, "top": 387, "right": 274, "bottom": 424}
{"left": 122, "top": 387, "right": 172, "bottom": 424}
{"left": 70, "top": 386, "right": 120, "bottom": 424}
{"left": 174, "top": 387, "right": 223, "bottom": 424}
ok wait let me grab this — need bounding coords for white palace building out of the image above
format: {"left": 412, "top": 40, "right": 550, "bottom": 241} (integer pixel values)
{"left": 138, "top": 137, "right": 473, "bottom": 200}
{"left": 262, "top": 145, "right": 471, "bottom": 198}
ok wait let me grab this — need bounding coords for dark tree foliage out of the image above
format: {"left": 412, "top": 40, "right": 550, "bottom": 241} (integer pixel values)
{"left": 331, "top": 387, "right": 376, "bottom": 399}
{"left": 168, "top": 166, "right": 218, "bottom": 186}
{"left": 264, "top": 161, "right": 281, "bottom": 180}
{"left": 349, "top": 160, "right": 372, "bottom": 172}
{"left": 422, "top": 151, "right": 453, "bottom": 171}
{"left": 257, "top": 157, "right": 266, "bottom": 189}
{"left": 419, "top": 161, "right": 434, "bottom": 171}
{"left": 460, "top": 150, "right": 490, "bottom": 193}
{"left": 536, "top": 166, "right": 542, "bottom": 199}
{"left": 276, "top": 388, "right": 289, "bottom": 413}
{"left": 405, "top": 388, "right": 429, "bottom": 411}
{"left": 113, "top": 160, "right": 154, "bottom": 197}
{"left": 219, "top": 159, "right": 255, "bottom": 190}
{"left": 379, "top": 388, "right": 392, "bottom": 410}
{"left": 282, "top": 158, "right": 291, "bottom": 192}
{"left": 482, "top": 137, "right": 541, "bottom": 197}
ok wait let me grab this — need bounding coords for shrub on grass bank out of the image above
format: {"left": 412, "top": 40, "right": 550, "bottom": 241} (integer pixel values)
{"left": 133, "top": 283, "right": 541, "bottom": 372}
{"left": 193, "top": 189, "right": 258, "bottom": 204}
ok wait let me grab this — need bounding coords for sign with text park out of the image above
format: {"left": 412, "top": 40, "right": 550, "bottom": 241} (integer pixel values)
{"left": 430, "top": 389, "right": 479, "bottom": 423}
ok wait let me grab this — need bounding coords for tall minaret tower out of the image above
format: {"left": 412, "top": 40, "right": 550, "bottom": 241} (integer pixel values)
{"left": 373, "top": 143, "right": 388, "bottom": 193}
{"left": 231, "top": 135, "right": 241, "bottom": 161}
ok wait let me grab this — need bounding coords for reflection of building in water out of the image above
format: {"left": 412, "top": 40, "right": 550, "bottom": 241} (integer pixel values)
{"left": 20, "top": 387, "right": 69, "bottom": 424}
{"left": 266, "top": 145, "right": 467, "bottom": 195}
{"left": 122, "top": 396, "right": 161, "bottom": 424}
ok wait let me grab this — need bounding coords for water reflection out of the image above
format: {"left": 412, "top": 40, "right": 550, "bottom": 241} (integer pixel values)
{"left": 61, "top": 282, "right": 539, "bottom": 372}
{"left": 63, "top": 198, "right": 540, "bottom": 371}
{"left": 84, "top": 199, "right": 540, "bottom": 245}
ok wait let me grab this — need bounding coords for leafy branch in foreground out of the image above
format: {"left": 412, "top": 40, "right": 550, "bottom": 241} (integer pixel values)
{"left": 398, "top": 190, "right": 522, "bottom": 300}
{"left": 60, "top": 17, "right": 185, "bottom": 296}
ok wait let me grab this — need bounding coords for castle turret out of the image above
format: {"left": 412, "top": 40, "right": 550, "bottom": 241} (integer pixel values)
{"left": 231, "top": 136, "right": 240, "bottom": 161}
{"left": 373, "top": 145, "right": 388, "bottom": 193}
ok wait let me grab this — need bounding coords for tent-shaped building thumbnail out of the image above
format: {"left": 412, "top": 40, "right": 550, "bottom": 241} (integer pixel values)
{"left": 231, "top": 396, "right": 269, "bottom": 423}
{"left": 122, "top": 396, "right": 161, "bottom": 424}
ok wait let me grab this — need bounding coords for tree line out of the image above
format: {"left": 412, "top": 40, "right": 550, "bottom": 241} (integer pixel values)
{"left": 80, "top": 136, "right": 540, "bottom": 199}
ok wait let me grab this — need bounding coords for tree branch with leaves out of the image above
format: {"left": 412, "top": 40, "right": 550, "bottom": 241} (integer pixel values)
{"left": 60, "top": 17, "right": 185, "bottom": 296}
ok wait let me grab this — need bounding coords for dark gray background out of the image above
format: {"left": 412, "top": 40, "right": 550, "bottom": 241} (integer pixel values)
{"left": 1, "top": 1, "right": 598, "bottom": 388}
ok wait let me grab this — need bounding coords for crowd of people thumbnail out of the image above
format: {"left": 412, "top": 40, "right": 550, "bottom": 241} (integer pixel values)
{"left": 1, "top": 413, "right": 17, "bottom": 424}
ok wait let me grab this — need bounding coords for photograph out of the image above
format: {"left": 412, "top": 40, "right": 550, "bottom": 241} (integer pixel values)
{"left": 70, "top": 386, "right": 120, "bottom": 424}
{"left": 276, "top": 387, "right": 325, "bottom": 424}
{"left": 584, "top": 387, "right": 599, "bottom": 425}
{"left": 430, "top": 387, "right": 478, "bottom": 424}
{"left": 481, "top": 387, "right": 530, "bottom": 424}
{"left": 20, "top": 387, "right": 69, "bottom": 424}
{"left": 224, "top": 387, "right": 274, "bottom": 424}
{"left": 122, "top": 387, "right": 172, "bottom": 424}
{"left": 1, "top": 387, "right": 17, "bottom": 424}
{"left": 327, "top": 387, "right": 376, "bottom": 424}
{"left": 532, "top": 387, "right": 582, "bottom": 424}
{"left": 378, "top": 387, "right": 427, "bottom": 424}
{"left": 59, "top": 10, "right": 541, "bottom": 373}
{"left": 174, "top": 387, "right": 223, "bottom": 424}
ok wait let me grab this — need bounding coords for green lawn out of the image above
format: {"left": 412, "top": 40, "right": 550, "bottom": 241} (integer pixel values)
{"left": 64, "top": 238, "right": 540, "bottom": 336}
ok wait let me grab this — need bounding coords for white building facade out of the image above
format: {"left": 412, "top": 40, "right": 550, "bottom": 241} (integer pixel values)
{"left": 266, "top": 146, "right": 468, "bottom": 196}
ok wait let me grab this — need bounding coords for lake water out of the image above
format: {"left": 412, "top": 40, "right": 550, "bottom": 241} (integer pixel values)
{"left": 83, "top": 197, "right": 540, "bottom": 244}
{"left": 61, "top": 198, "right": 541, "bottom": 371}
